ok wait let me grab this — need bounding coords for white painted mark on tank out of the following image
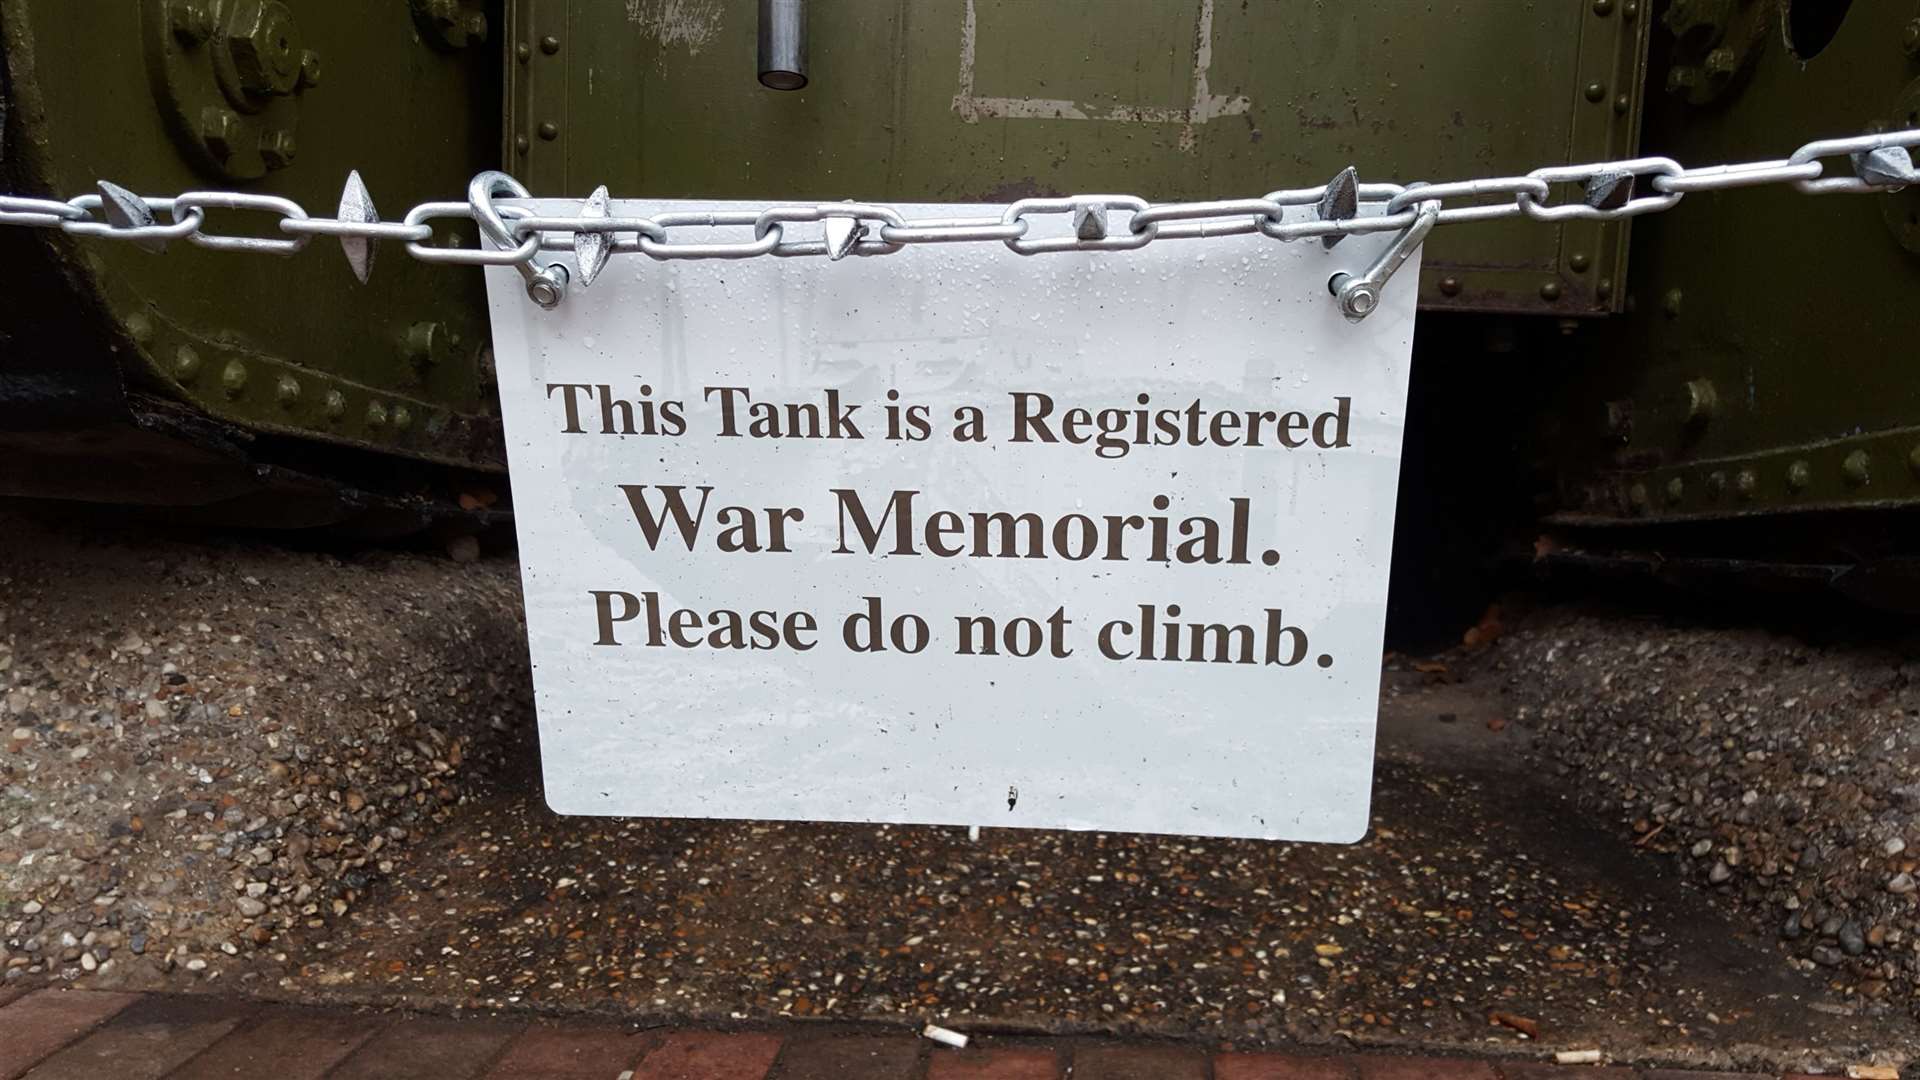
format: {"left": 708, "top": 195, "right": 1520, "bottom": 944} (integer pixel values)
{"left": 625, "top": 0, "right": 724, "bottom": 55}
{"left": 951, "top": 0, "right": 1250, "bottom": 152}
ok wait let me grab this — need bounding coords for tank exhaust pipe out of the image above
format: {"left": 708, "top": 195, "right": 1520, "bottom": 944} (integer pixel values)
{"left": 758, "top": 0, "right": 807, "bottom": 90}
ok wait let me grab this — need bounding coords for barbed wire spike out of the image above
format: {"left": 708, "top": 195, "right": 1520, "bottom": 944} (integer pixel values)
{"left": 1072, "top": 201, "right": 1110, "bottom": 241}
{"left": 336, "top": 170, "right": 379, "bottom": 284}
{"left": 1584, "top": 170, "right": 1635, "bottom": 212}
{"left": 97, "top": 181, "right": 165, "bottom": 253}
{"left": 1316, "top": 166, "right": 1359, "bottom": 250}
{"left": 1852, "top": 146, "right": 1919, "bottom": 190}
{"left": 574, "top": 185, "right": 613, "bottom": 286}
{"left": 822, "top": 215, "right": 864, "bottom": 261}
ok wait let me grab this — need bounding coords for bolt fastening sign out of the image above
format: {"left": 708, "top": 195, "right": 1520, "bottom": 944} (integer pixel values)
{"left": 484, "top": 200, "right": 1418, "bottom": 842}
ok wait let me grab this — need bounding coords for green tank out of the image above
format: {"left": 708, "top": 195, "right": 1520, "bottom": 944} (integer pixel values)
{"left": 1, "top": 0, "right": 1916, "bottom": 583}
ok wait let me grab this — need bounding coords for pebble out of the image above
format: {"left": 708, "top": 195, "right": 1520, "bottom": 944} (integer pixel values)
{"left": 236, "top": 898, "right": 267, "bottom": 918}
{"left": 1838, "top": 922, "right": 1866, "bottom": 956}
{"left": 1889, "top": 873, "right": 1917, "bottom": 896}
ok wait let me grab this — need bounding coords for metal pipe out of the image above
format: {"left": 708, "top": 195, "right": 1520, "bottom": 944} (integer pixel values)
{"left": 758, "top": 0, "right": 807, "bottom": 90}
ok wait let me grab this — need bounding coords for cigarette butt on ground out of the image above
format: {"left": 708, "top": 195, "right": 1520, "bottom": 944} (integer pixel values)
{"left": 1847, "top": 1066, "right": 1899, "bottom": 1080}
{"left": 922, "top": 1023, "right": 969, "bottom": 1049}
{"left": 1553, "top": 1049, "right": 1603, "bottom": 1065}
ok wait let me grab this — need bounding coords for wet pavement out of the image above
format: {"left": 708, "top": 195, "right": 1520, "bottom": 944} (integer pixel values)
{"left": 276, "top": 675, "right": 1917, "bottom": 1076}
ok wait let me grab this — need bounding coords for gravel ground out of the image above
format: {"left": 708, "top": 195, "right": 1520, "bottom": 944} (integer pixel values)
{"left": 0, "top": 508, "right": 530, "bottom": 990}
{"left": 1482, "top": 605, "right": 1920, "bottom": 1009}
{"left": 2, "top": 506, "right": 1917, "bottom": 1076}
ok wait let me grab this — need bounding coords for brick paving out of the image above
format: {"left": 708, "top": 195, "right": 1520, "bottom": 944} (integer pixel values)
{"left": 0, "top": 989, "right": 1830, "bottom": 1079}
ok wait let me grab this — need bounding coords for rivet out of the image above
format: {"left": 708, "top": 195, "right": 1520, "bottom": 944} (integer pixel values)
{"left": 1786, "top": 459, "right": 1811, "bottom": 492}
{"left": 1842, "top": 450, "right": 1871, "bottom": 487}
{"left": 515, "top": 134, "right": 530, "bottom": 155}
{"left": 1438, "top": 276, "right": 1462, "bottom": 297}
{"left": 516, "top": 42, "right": 531, "bottom": 63}
{"left": 220, "top": 360, "right": 248, "bottom": 398}
{"left": 172, "top": 344, "right": 202, "bottom": 381}
{"left": 275, "top": 376, "right": 301, "bottom": 407}
{"left": 1909, "top": 445, "right": 1920, "bottom": 479}
{"left": 1707, "top": 471, "right": 1727, "bottom": 496}
{"left": 391, "top": 405, "right": 414, "bottom": 431}
{"left": 1904, "top": 20, "right": 1920, "bottom": 59}
{"left": 1622, "top": 0, "right": 1638, "bottom": 19}
{"left": 1585, "top": 82, "right": 1606, "bottom": 103}
{"left": 323, "top": 390, "right": 347, "bottom": 420}
{"left": 1629, "top": 483, "right": 1650, "bottom": 511}
{"left": 366, "top": 401, "right": 389, "bottom": 428}
{"left": 125, "top": 313, "right": 154, "bottom": 344}
{"left": 538, "top": 121, "right": 560, "bottom": 141}
{"left": 1540, "top": 281, "right": 1563, "bottom": 301}
{"left": 1683, "top": 378, "right": 1718, "bottom": 424}
{"left": 1613, "top": 94, "right": 1630, "bottom": 115}
{"left": 1592, "top": 0, "right": 1614, "bottom": 14}
{"left": 539, "top": 34, "right": 560, "bottom": 54}
{"left": 1662, "top": 288, "right": 1683, "bottom": 318}
{"left": 1569, "top": 252, "right": 1591, "bottom": 273}
{"left": 1665, "top": 477, "right": 1685, "bottom": 504}
{"left": 1596, "top": 278, "right": 1614, "bottom": 301}
{"left": 1736, "top": 470, "right": 1758, "bottom": 499}
{"left": 169, "top": 0, "right": 215, "bottom": 44}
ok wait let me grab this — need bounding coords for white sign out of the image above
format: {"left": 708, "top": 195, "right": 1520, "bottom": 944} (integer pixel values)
{"left": 484, "top": 200, "right": 1418, "bottom": 842}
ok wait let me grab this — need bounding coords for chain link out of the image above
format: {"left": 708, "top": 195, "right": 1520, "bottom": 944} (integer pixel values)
{"left": 3, "top": 127, "right": 1914, "bottom": 312}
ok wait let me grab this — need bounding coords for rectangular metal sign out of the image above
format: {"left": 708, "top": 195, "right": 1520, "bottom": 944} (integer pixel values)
{"left": 484, "top": 200, "right": 1418, "bottom": 842}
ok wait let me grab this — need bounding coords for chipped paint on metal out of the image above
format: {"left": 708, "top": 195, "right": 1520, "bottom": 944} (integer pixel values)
{"left": 951, "top": 0, "right": 1250, "bottom": 151}
{"left": 624, "top": 0, "right": 724, "bottom": 55}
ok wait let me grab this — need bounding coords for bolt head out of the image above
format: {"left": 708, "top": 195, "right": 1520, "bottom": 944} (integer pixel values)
{"left": 403, "top": 322, "right": 452, "bottom": 368}
{"left": 366, "top": 401, "right": 390, "bottom": 428}
{"left": 275, "top": 376, "right": 302, "bottom": 406}
{"left": 1735, "top": 469, "right": 1758, "bottom": 499}
{"left": 323, "top": 390, "right": 347, "bottom": 419}
{"left": 170, "top": 1, "right": 215, "bottom": 44}
{"left": 528, "top": 278, "right": 564, "bottom": 309}
{"left": 298, "top": 49, "right": 322, "bottom": 88}
{"left": 259, "top": 130, "right": 297, "bottom": 170}
{"left": 227, "top": 0, "right": 304, "bottom": 97}
{"left": 198, "top": 106, "right": 241, "bottom": 161}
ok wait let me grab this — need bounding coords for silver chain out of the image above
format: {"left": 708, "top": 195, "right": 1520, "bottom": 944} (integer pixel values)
{"left": 3, "top": 128, "right": 1915, "bottom": 320}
